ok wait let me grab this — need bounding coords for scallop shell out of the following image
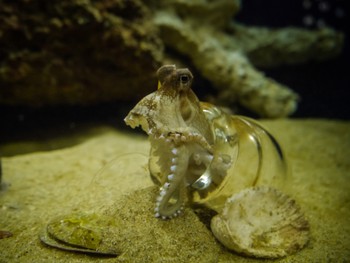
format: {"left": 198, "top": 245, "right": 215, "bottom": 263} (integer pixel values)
{"left": 210, "top": 186, "right": 310, "bottom": 258}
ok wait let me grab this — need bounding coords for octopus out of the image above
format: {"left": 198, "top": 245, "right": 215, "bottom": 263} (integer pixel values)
{"left": 126, "top": 65, "right": 214, "bottom": 219}
{"left": 124, "top": 64, "right": 286, "bottom": 219}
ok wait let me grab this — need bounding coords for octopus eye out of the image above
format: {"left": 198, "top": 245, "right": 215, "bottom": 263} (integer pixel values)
{"left": 179, "top": 74, "right": 189, "bottom": 84}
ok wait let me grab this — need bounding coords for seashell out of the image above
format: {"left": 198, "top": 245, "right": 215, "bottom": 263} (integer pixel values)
{"left": 39, "top": 213, "right": 119, "bottom": 256}
{"left": 211, "top": 186, "right": 310, "bottom": 258}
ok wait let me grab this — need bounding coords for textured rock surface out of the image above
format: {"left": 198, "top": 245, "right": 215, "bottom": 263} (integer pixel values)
{"left": 1, "top": 119, "right": 350, "bottom": 262}
{"left": 0, "top": 0, "right": 163, "bottom": 106}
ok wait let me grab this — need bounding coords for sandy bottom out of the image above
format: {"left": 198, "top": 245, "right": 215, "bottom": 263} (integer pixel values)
{"left": 0, "top": 119, "right": 349, "bottom": 262}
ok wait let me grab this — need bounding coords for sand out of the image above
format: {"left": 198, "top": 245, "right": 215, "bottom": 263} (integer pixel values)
{"left": 0, "top": 119, "right": 349, "bottom": 262}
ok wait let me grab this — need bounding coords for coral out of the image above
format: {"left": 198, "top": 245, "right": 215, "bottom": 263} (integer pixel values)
{"left": 0, "top": 0, "right": 163, "bottom": 106}
{"left": 151, "top": 0, "right": 343, "bottom": 117}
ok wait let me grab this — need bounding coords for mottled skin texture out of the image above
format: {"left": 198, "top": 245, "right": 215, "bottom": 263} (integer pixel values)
{"left": 125, "top": 65, "right": 228, "bottom": 219}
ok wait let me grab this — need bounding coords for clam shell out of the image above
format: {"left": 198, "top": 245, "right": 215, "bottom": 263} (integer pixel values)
{"left": 211, "top": 186, "right": 309, "bottom": 258}
{"left": 39, "top": 213, "right": 119, "bottom": 256}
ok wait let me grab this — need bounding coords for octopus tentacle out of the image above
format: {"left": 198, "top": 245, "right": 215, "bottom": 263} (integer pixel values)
{"left": 155, "top": 145, "right": 189, "bottom": 219}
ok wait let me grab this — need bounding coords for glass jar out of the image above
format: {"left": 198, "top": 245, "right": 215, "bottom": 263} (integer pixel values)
{"left": 149, "top": 103, "right": 288, "bottom": 213}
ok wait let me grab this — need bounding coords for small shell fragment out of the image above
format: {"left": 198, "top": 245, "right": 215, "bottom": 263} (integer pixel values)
{"left": 211, "top": 186, "right": 310, "bottom": 258}
{"left": 0, "top": 230, "right": 13, "bottom": 239}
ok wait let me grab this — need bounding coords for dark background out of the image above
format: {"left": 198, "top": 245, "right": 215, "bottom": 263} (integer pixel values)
{"left": 236, "top": 0, "right": 349, "bottom": 119}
